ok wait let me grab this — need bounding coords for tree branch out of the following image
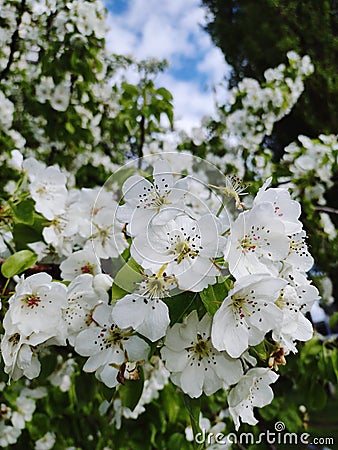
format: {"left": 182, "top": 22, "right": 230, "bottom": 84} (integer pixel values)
{"left": 137, "top": 114, "right": 146, "bottom": 168}
{"left": 0, "top": 0, "right": 27, "bottom": 81}
{"left": 315, "top": 206, "right": 338, "bottom": 215}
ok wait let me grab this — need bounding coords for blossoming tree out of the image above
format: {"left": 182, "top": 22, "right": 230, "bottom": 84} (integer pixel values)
{"left": 0, "top": 1, "right": 337, "bottom": 449}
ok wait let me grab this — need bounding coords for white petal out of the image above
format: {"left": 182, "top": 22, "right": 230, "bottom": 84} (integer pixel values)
{"left": 124, "top": 335, "right": 149, "bottom": 361}
{"left": 136, "top": 299, "right": 170, "bottom": 341}
{"left": 161, "top": 347, "right": 190, "bottom": 372}
{"left": 212, "top": 302, "right": 249, "bottom": 358}
{"left": 112, "top": 295, "right": 146, "bottom": 330}
{"left": 153, "top": 160, "right": 174, "bottom": 192}
{"left": 96, "top": 364, "right": 119, "bottom": 388}
{"left": 180, "top": 361, "right": 204, "bottom": 398}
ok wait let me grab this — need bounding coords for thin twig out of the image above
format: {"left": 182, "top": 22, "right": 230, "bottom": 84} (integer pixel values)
{"left": 315, "top": 206, "right": 338, "bottom": 215}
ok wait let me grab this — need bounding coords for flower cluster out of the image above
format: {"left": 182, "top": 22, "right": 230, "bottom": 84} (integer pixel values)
{"left": 0, "top": 385, "right": 46, "bottom": 448}
{"left": 0, "top": 153, "right": 320, "bottom": 431}
{"left": 283, "top": 134, "right": 338, "bottom": 226}
{"left": 221, "top": 51, "right": 314, "bottom": 152}
{"left": 0, "top": 0, "right": 335, "bottom": 445}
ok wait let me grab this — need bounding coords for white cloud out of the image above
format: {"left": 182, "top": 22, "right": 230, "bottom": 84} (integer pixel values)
{"left": 104, "top": 0, "right": 229, "bottom": 131}
{"left": 197, "top": 47, "right": 231, "bottom": 84}
{"left": 157, "top": 73, "right": 217, "bottom": 131}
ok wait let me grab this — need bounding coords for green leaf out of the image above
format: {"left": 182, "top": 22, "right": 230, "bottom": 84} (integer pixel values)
{"left": 75, "top": 371, "right": 97, "bottom": 408}
{"left": 168, "top": 433, "right": 190, "bottom": 450}
{"left": 111, "top": 283, "right": 129, "bottom": 301}
{"left": 184, "top": 395, "right": 203, "bottom": 450}
{"left": 329, "top": 311, "right": 338, "bottom": 330}
{"left": 1, "top": 250, "right": 38, "bottom": 278}
{"left": 162, "top": 384, "right": 181, "bottom": 424}
{"left": 119, "top": 366, "right": 144, "bottom": 411}
{"left": 251, "top": 338, "right": 279, "bottom": 362}
{"left": 200, "top": 278, "right": 230, "bottom": 316}
{"left": 12, "top": 222, "right": 44, "bottom": 250}
{"left": 65, "top": 121, "right": 75, "bottom": 134}
{"left": 10, "top": 199, "right": 35, "bottom": 225}
{"left": 99, "top": 381, "right": 115, "bottom": 402}
{"left": 164, "top": 291, "right": 198, "bottom": 325}
{"left": 308, "top": 381, "right": 327, "bottom": 411}
{"left": 39, "top": 352, "right": 58, "bottom": 379}
{"left": 156, "top": 86, "right": 173, "bottom": 101}
{"left": 331, "top": 349, "right": 338, "bottom": 382}
{"left": 26, "top": 413, "right": 50, "bottom": 440}
{"left": 112, "top": 258, "right": 143, "bottom": 299}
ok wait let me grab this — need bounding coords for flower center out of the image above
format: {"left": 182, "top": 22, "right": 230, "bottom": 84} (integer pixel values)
{"left": 92, "top": 224, "right": 111, "bottom": 245}
{"left": 138, "top": 188, "right": 171, "bottom": 210}
{"left": 138, "top": 265, "right": 176, "bottom": 299}
{"left": 81, "top": 263, "right": 95, "bottom": 274}
{"left": 36, "top": 185, "right": 47, "bottom": 195}
{"left": 150, "top": 191, "right": 170, "bottom": 209}
{"left": 8, "top": 333, "right": 20, "bottom": 345}
{"left": 144, "top": 278, "right": 167, "bottom": 298}
{"left": 231, "top": 295, "right": 251, "bottom": 318}
{"left": 289, "top": 236, "right": 305, "bottom": 255}
{"left": 99, "top": 324, "right": 133, "bottom": 349}
{"left": 193, "top": 334, "right": 211, "bottom": 358}
{"left": 170, "top": 237, "right": 199, "bottom": 264}
{"left": 239, "top": 235, "right": 257, "bottom": 253}
{"left": 275, "top": 290, "right": 285, "bottom": 308}
{"left": 22, "top": 295, "right": 41, "bottom": 309}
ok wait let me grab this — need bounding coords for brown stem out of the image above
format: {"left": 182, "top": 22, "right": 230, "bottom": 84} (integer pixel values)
{"left": 0, "top": 0, "right": 27, "bottom": 81}
{"left": 315, "top": 206, "right": 338, "bottom": 215}
{"left": 138, "top": 114, "right": 146, "bottom": 168}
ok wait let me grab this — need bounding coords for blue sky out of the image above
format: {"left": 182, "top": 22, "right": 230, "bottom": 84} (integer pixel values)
{"left": 104, "top": 0, "right": 231, "bottom": 131}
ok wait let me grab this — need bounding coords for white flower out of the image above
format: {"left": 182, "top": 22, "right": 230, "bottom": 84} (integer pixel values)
{"left": 224, "top": 202, "right": 290, "bottom": 278}
{"left": 228, "top": 367, "right": 279, "bottom": 430}
{"left": 50, "top": 81, "right": 70, "bottom": 111}
{"left": 1, "top": 321, "right": 45, "bottom": 381}
{"left": 64, "top": 274, "right": 108, "bottom": 345}
{"left": 131, "top": 213, "right": 225, "bottom": 292}
{"left": 111, "top": 267, "right": 175, "bottom": 341}
{"left": 60, "top": 249, "right": 101, "bottom": 280}
{"left": 111, "top": 356, "right": 170, "bottom": 424}
{"left": 75, "top": 186, "right": 117, "bottom": 239}
{"left": 112, "top": 293, "right": 170, "bottom": 343}
{"left": 74, "top": 304, "right": 149, "bottom": 388}
{"left": 0, "top": 424, "right": 21, "bottom": 447}
{"left": 273, "top": 284, "right": 317, "bottom": 353}
{"left": 211, "top": 175, "right": 247, "bottom": 210}
{"left": 8, "top": 273, "right": 68, "bottom": 337}
{"left": 93, "top": 274, "right": 113, "bottom": 293}
{"left": 0, "top": 91, "right": 14, "bottom": 130}
{"left": 49, "top": 356, "right": 76, "bottom": 392}
{"left": 27, "top": 241, "right": 53, "bottom": 261}
{"left": 29, "top": 166, "right": 68, "bottom": 220}
{"left": 35, "top": 76, "right": 54, "bottom": 103}
{"left": 42, "top": 193, "right": 83, "bottom": 256}
{"left": 8, "top": 150, "right": 24, "bottom": 171}
{"left": 11, "top": 395, "right": 36, "bottom": 429}
{"left": 117, "top": 160, "right": 187, "bottom": 236}
{"left": 161, "top": 311, "right": 243, "bottom": 398}
{"left": 320, "top": 212, "right": 337, "bottom": 240}
{"left": 34, "top": 431, "right": 56, "bottom": 450}
{"left": 283, "top": 230, "right": 314, "bottom": 272}
{"left": 254, "top": 178, "right": 302, "bottom": 234}
{"left": 84, "top": 206, "right": 127, "bottom": 259}
{"left": 211, "top": 275, "right": 286, "bottom": 358}
{"left": 184, "top": 176, "right": 223, "bottom": 218}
